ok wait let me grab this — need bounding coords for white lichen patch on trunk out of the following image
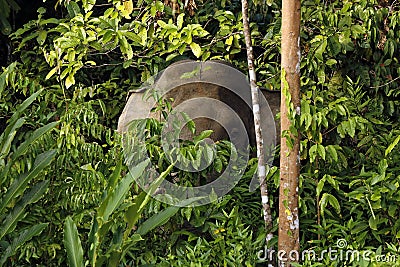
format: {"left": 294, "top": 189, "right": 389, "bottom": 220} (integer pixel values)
{"left": 296, "top": 36, "right": 301, "bottom": 74}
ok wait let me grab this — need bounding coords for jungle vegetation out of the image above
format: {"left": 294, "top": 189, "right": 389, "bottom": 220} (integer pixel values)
{"left": 0, "top": 0, "right": 400, "bottom": 266}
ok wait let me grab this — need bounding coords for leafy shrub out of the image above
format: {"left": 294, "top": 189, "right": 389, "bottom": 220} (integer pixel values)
{"left": 0, "top": 88, "right": 57, "bottom": 266}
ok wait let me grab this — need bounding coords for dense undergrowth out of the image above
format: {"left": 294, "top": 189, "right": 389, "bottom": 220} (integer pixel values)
{"left": 0, "top": 0, "right": 400, "bottom": 266}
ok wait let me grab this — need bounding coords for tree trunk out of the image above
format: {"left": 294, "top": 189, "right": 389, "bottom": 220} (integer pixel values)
{"left": 241, "top": 0, "right": 273, "bottom": 244}
{"left": 279, "top": 0, "right": 301, "bottom": 266}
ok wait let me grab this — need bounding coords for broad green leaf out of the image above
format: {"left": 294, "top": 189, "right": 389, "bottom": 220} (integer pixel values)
{"left": 119, "top": 35, "right": 133, "bottom": 60}
{"left": 316, "top": 178, "right": 325, "bottom": 197}
{"left": 328, "top": 194, "right": 340, "bottom": 214}
{"left": 336, "top": 104, "right": 346, "bottom": 116}
{"left": 66, "top": 1, "right": 81, "bottom": 17}
{"left": 138, "top": 27, "right": 147, "bottom": 46}
{"left": 225, "top": 35, "right": 233, "bottom": 46}
{"left": 123, "top": 0, "right": 133, "bottom": 16}
{"left": 317, "top": 69, "right": 325, "bottom": 84}
{"left": 157, "top": 20, "right": 167, "bottom": 28}
{"left": 65, "top": 75, "right": 75, "bottom": 89}
{"left": 0, "top": 62, "right": 17, "bottom": 96}
{"left": 309, "top": 144, "right": 318, "bottom": 163}
{"left": 351, "top": 25, "right": 365, "bottom": 36}
{"left": 39, "top": 18, "right": 60, "bottom": 26}
{"left": 202, "top": 51, "right": 211, "bottom": 61}
{"left": 301, "top": 99, "right": 310, "bottom": 115}
{"left": 179, "top": 43, "right": 186, "bottom": 54}
{"left": 338, "top": 16, "right": 351, "bottom": 28}
{"left": 371, "top": 173, "right": 385, "bottom": 186}
{"left": 348, "top": 117, "right": 356, "bottom": 138}
{"left": 319, "top": 193, "right": 340, "bottom": 216}
{"left": 64, "top": 217, "right": 84, "bottom": 267}
{"left": 326, "top": 59, "right": 337, "bottom": 66}
{"left": 193, "top": 130, "right": 213, "bottom": 143}
{"left": 214, "top": 157, "right": 223, "bottom": 173}
{"left": 0, "top": 211, "right": 25, "bottom": 242}
{"left": 97, "top": 159, "right": 149, "bottom": 222}
{"left": 80, "top": 163, "right": 94, "bottom": 171}
{"left": 319, "top": 193, "right": 328, "bottom": 216}
{"left": 326, "top": 175, "right": 339, "bottom": 191}
{"left": 337, "top": 123, "right": 346, "bottom": 138}
{"left": 177, "top": 13, "right": 184, "bottom": 30}
{"left": 103, "top": 7, "right": 114, "bottom": 17}
{"left": 369, "top": 216, "right": 378, "bottom": 231}
{"left": 87, "top": 218, "right": 98, "bottom": 266}
{"left": 317, "top": 144, "right": 326, "bottom": 160}
{"left": 377, "top": 159, "right": 388, "bottom": 174}
{"left": 385, "top": 135, "right": 400, "bottom": 157}
{"left": 136, "top": 206, "right": 179, "bottom": 236}
{"left": 102, "top": 30, "right": 114, "bottom": 43}
{"left": 108, "top": 157, "right": 123, "bottom": 192}
{"left": 388, "top": 205, "right": 397, "bottom": 217}
{"left": 203, "top": 145, "right": 215, "bottom": 164}
{"left": 190, "top": 42, "right": 202, "bottom": 58}
{"left": 124, "top": 191, "right": 147, "bottom": 233}
{"left": 326, "top": 145, "right": 338, "bottom": 162}
{"left": 45, "top": 66, "right": 58, "bottom": 80}
{"left": 383, "top": 59, "right": 392, "bottom": 66}
{"left": 36, "top": 30, "right": 47, "bottom": 45}
{"left": 314, "top": 39, "right": 327, "bottom": 61}
{"left": 136, "top": 197, "right": 204, "bottom": 236}
{"left": 166, "top": 53, "right": 179, "bottom": 62}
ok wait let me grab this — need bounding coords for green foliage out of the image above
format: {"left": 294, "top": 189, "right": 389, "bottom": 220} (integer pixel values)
{"left": 64, "top": 217, "right": 84, "bottom": 267}
{"left": 119, "top": 113, "right": 273, "bottom": 266}
{"left": 292, "top": 1, "right": 400, "bottom": 265}
{"left": 63, "top": 158, "right": 198, "bottom": 266}
{"left": 2, "top": 0, "right": 400, "bottom": 266}
{"left": 0, "top": 89, "right": 56, "bottom": 266}
{"left": 161, "top": 207, "right": 263, "bottom": 267}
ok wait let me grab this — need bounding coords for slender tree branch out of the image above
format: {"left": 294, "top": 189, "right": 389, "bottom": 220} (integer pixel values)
{"left": 83, "top": 62, "right": 123, "bottom": 68}
{"left": 88, "top": 46, "right": 120, "bottom": 56}
{"left": 201, "top": 31, "right": 243, "bottom": 48}
{"left": 241, "top": 0, "right": 274, "bottom": 249}
{"left": 369, "top": 76, "right": 400, "bottom": 89}
{"left": 94, "top": 3, "right": 113, "bottom": 7}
